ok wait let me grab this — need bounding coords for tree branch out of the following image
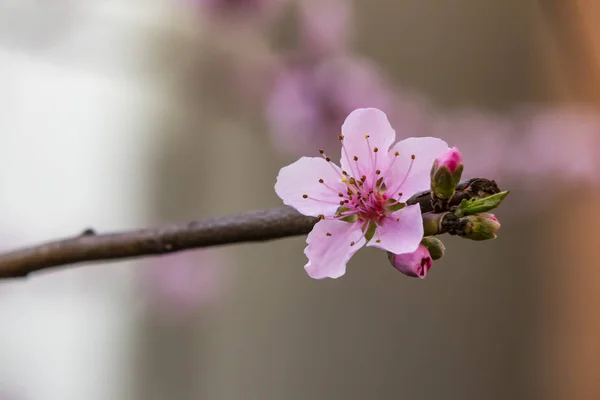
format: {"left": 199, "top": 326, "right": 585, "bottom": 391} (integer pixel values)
{"left": 0, "top": 178, "right": 499, "bottom": 279}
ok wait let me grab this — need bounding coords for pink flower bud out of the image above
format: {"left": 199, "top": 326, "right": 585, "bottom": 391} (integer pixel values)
{"left": 430, "top": 147, "right": 464, "bottom": 200}
{"left": 462, "top": 213, "right": 501, "bottom": 240}
{"left": 437, "top": 147, "right": 463, "bottom": 174}
{"left": 388, "top": 244, "right": 432, "bottom": 279}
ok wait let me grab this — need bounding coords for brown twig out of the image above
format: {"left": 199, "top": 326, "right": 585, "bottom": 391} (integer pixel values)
{"left": 0, "top": 178, "right": 499, "bottom": 279}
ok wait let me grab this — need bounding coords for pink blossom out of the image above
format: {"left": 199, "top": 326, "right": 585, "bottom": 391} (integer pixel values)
{"left": 388, "top": 244, "right": 432, "bottom": 279}
{"left": 436, "top": 147, "right": 462, "bottom": 174}
{"left": 266, "top": 56, "right": 395, "bottom": 156}
{"left": 275, "top": 108, "right": 449, "bottom": 279}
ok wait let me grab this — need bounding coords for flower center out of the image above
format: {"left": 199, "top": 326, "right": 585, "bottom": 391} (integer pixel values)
{"left": 304, "top": 137, "right": 416, "bottom": 244}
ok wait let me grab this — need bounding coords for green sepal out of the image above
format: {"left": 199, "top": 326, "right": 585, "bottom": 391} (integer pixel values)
{"left": 339, "top": 214, "right": 359, "bottom": 223}
{"left": 385, "top": 201, "right": 406, "bottom": 213}
{"left": 431, "top": 166, "right": 455, "bottom": 199}
{"left": 362, "top": 222, "right": 377, "bottom": 242}
{"left": 454, "top": 191, "right": 509, "bottom": 217}
{"left": 421, "top": 237, "right": 445, "bottom": 260}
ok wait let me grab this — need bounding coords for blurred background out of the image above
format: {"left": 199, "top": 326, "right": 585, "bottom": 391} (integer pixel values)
{"left": 0, "top": 0, "right": 599, "bottom": 399}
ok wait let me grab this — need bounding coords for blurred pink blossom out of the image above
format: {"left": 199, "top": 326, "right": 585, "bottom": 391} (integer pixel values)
{"left": 188, "top": 0, "right": 284, "bottom": 25}
{"left": 140, "top": 249, "right": 228, "bottom": 319}
{"left": 428, "top": 106, "right": 600, "bottom": 186}
{"left": 512, "top": 107, "right": 600, "bottom": 183}
{"left": 428, "top": 110, "right": 514, "bottom": 179}
{"left": 297, "top": 0, "right": 351, "bottom": 56}
{"left": 266, "top": 55, "right": 395, "bottom": 156}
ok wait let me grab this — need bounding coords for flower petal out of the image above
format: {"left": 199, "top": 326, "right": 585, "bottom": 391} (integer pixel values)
{"left": 367, "top": 204, "right": 423, "bottom": 254}
{"left": 275, "top": 156, "right": 347, "bottom": 217}
{"left": 304, "top": 219, "right": 366, "bottom": 279}
{"left": 387, "top": 137, "right": 449, "bottom": 201}
{"left": 340, "top": 108, "right": 396, "bottom": 186}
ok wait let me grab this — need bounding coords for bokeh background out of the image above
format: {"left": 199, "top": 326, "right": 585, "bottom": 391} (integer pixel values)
{"left": 0, "top": 1, "right": 599, "bottom": 399}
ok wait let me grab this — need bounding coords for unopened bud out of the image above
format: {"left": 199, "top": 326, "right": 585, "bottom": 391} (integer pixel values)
{"left": 388, "top": 244, "right": 432, "bottom": 279}
{"left": 430, "top": 147, "right": 463, "bottom": 200}
{"left": 420, "top": 237, "right": 445, "bottom": 260}
{"left": 461, "top": 213, "right": 501, "bottom": 241}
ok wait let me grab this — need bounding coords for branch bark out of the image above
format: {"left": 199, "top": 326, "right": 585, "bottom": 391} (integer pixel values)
{"left": 0, "top": 178, "right": 499, "bottom": 279}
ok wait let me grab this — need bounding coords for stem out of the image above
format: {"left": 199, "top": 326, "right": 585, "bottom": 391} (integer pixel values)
{"left": 0, "top": 178, "right": 499, "bottom": 279}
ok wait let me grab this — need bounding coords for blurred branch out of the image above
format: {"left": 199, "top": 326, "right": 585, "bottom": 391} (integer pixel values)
{"left": 0, "top": 178, "right": 499, "bottom": 279}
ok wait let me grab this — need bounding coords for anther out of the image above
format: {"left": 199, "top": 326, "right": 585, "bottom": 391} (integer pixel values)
{"left": 411, "top": 154, "right": 415, "bottom": 160}
{"left": 376, "top": 239, "right": 381, "bottom": 243}
{"left": 398, "top": 192, "right": 403, "bottom": 197}
{"left": 318, "top": 179, "right": 324, "bottom": 183}
{"left": 318, "top": 214, "right": 325, "bottom": 220}
{"left": 302, "top": 194, "right": 308, "bottom": 198}
{"left": 326, "top": 232, "right": 332, "bottom": 236}
{"left": 350, "top": 241, "right": 355, "bottom": 246}
{"left": 338, "top": 193, "right": 344, "bottom": 197}
{"left": 325, "top": 157, "right": 331, "bottom": 162}
{"left": 353, "top": 156, "right": 358, "bottom": 161}
{"left": 364, "top": 135, "right": 370, "bottom": 139}
{"left": 373, "top": 147, "right": 379, "bottom": 153}
{"left": 338, "top": 135, "right": 344, "bottom": 141}
{"left": 342, "top": 170, "right": 348, "bottom": 176}
{"left": 344, "top": 200, "right": 349, "bottom": 204}
{"left": 361, "top": 175, "right": 367, "bottom": 182}
{"left": 395, "top": 151, "right": 399, "bottom": 156}
{"left": 339, "top": 201, "right": 345, "bottom": 205}
{"left": 349, "top": 177, "right": 356, "bottom": 185}
{"left": 319, "top": 149, "right": 324, "bottom": 155}
{"left": 375, "top": 169, "right": 381, "bottom": 175}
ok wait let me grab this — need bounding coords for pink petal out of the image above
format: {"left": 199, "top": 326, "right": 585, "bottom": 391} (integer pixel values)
{"left": 275, "top": 156, "right": 347, "bottom": 217}
{"left": 340, "top": 108, "right": 396, "bottom": 186}
{"left": 387, "top": 137, "right": 449, "bottom": 201}
{"left": 304, "top": 219, "right": 366, "bottom": 279}
{"left": 367, "top": 204, "right": 423, "bottom": 254}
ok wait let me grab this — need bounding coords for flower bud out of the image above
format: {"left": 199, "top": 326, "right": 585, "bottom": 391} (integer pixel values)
{"left": 388, "top": 244, "right": 432, "bottom": 279}
{"left": 461, "top": 213, "right": 501, "bottom": 241}
{"left": 430, "top": 147, "right": 463, "bottom": 200}
{"left": 420, "top": 237, "right": 445, "bottom": 261}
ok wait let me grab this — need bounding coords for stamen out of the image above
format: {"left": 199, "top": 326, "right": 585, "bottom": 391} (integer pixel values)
{"left": 340, "top": 135, "right": 361, "bottom": 179}
{"left": 302, "top": 194, "right": 344, "bottom": 205}
{"left": 386, "top": 151, "right": 401, "bottom": 173}
{"left": 319, "top": 149, "right": 345, "bottom": 179}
